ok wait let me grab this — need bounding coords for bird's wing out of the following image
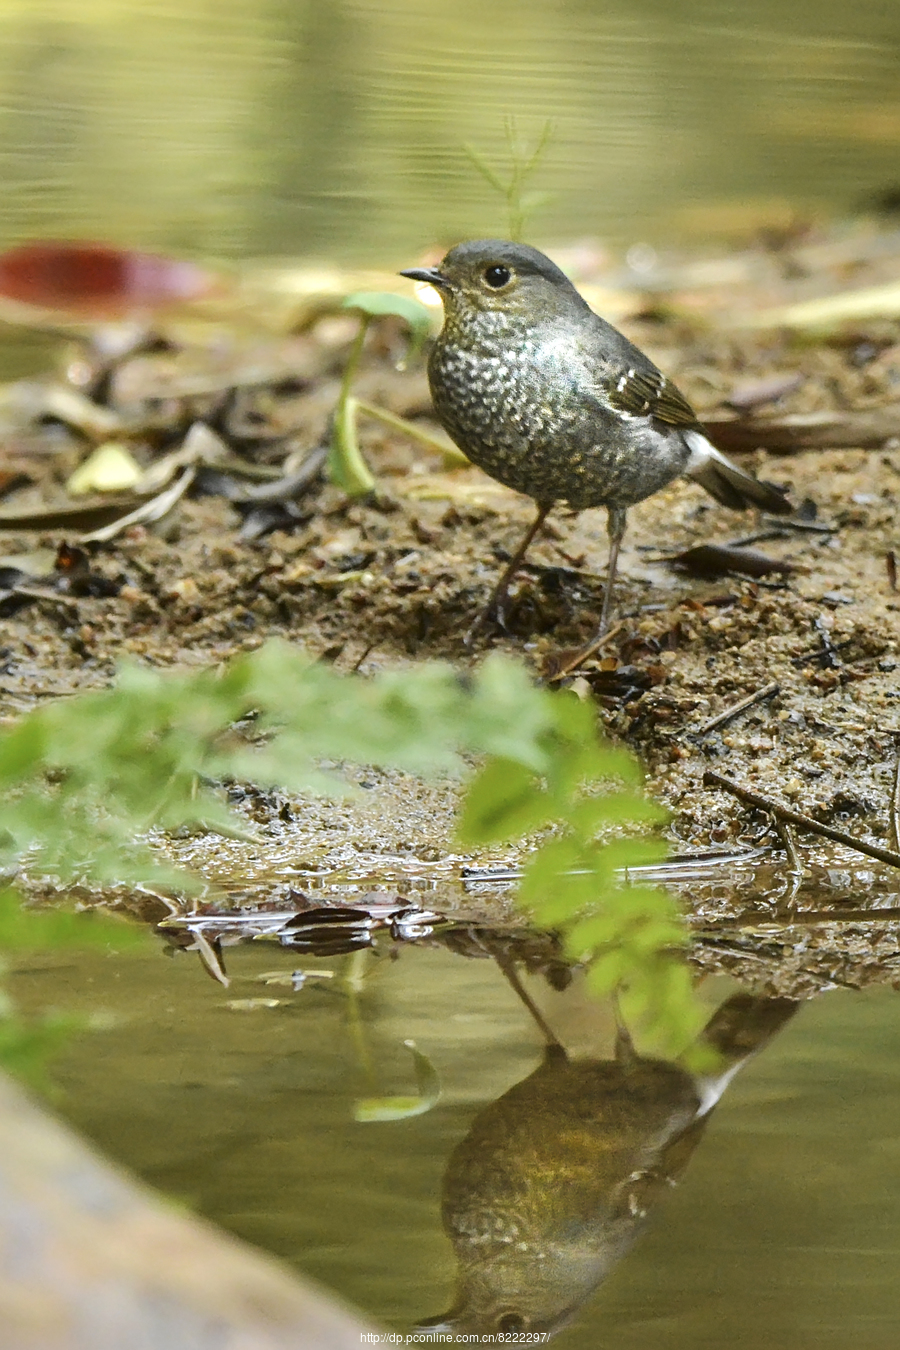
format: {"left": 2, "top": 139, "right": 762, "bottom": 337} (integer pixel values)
{"left": 606, "top": 365, "right": 701, "bottom": 428}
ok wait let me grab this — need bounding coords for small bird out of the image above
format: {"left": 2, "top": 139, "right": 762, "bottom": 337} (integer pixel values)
{"left": 418, "top": 989, "right": 799, "bottom": 1339}
{"left": 401, "top": 240, "right": 791, "bottom": 638}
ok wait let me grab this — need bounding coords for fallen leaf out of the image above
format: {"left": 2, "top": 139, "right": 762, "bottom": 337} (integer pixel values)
{"left": 725, "top": 372, "right": 803, "bottom": 411}
{"left": 742, "top": 279, "right": 900, "bottom": 330}
{"left": 0, "top": 241, "right": 219, "bottom": 318}
{"left": 81, "top": 466, "right": 196, "bottom": 543}
{"left": 665, "top": 544, "right": 795, "bottom": 578}
{"left": 67, "top": 443, "right": 143, "bottom": 495}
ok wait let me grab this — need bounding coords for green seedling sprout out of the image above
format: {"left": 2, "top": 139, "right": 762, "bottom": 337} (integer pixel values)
{"left": 465, "top": 116, "right": 555, "bottom": 241}
{"left": 354, "top": 1040, "right": 441, "bottom": 1123}
{"left": 340, "top": 953, "right": 443, "bottom": 1121}
{"left": 327, "top": 290, "right": 437, "bottom": 496}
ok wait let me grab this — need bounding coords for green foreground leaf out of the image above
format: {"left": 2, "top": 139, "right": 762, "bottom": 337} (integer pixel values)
{"left": 0, "top": 640, "right": 703, "bottom": 1056}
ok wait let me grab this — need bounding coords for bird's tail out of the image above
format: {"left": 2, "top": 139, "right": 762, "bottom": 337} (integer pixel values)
{"left": 690, "top": 993, "right": 800, "bottom": 1116}
{"left": 684, "top": 429, "right": 791, "bottom": 515}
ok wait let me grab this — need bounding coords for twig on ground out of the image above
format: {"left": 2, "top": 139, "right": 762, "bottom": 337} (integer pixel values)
{"left": 703, "top": 770, "right": 900, "bottom": 870}
{"left": 777, "top": 820, "right": 804, "bottom": 874}
{"left": 759, "top": 516, "right": 838, "bottom": 535}
{"left": 546, "top": 619, "right": 626, "bottom": 681}
{"left": 793, "top": 640, "right": 852, "bottom": 668}
{"left": 233, "top": 442, "right": 327, "bottom": 503}
{"left": 761, "top": 907, "right": 900, "bottom": 925}
{"left": 693, "top": 681, "right": 780, "bottom": 739}
{"left": 460, "top": 846, "right": 772, "bottom": 885}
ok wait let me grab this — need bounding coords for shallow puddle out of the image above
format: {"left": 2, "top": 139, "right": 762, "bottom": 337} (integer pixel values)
{"left": 10, "top": 912, "right": 900, "bottom": 1348}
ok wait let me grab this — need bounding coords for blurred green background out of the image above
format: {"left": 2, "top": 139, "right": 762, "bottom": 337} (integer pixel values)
{"left": 0, "top": 0, "right": 899, "bottom": 263}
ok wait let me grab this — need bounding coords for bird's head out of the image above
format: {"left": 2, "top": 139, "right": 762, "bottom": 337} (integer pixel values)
{"left": 401, "top": 239, "right": 587, "bottom": 332}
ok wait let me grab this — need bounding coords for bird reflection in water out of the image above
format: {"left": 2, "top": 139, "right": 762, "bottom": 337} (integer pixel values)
{"left": 420, "top": 962, "right": 798, "bottom": 1339}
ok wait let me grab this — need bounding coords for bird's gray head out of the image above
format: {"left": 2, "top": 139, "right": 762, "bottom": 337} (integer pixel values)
{"left": 400, "top": 239, "right": 589, "bottom": 332}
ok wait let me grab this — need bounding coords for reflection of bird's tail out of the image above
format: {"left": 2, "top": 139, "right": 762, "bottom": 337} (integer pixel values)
{"left": 691, "top": 993, "right": 800, "bottom": 1117}
{"left": 684, "top": 429, "right": 791, "bottom": 514}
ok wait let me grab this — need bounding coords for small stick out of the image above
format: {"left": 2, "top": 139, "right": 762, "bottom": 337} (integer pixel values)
{"left": 236, "top": 442, "right": 327, "bottom": 503}
{"left": 887, "top": 550, "right": 898, "bottom": 593}
{"left": 704, "top": 770, "right": 900, "bottom": 870}
{"left": 693, "top": 681, "right": 780, "bottom": 738}
{"left": 891, "top": 748, "right": 900, "bottom": 854}
{"left": 759, "top": 517, "right": 837, "bottom": 535}
{"left": 726, "top": 529, "right": 794, "bottom": 548}
{"left": 793, "top": 640, "right": 852, "bottom": 668}
{"left": 460, "top": 845, "right": 772, "bottom": 884}
{"left": 755, "top": 907, "right": 900, "bottom": 925}
{"left": 777, "top": 820, "right": 803, "bottom": 874}
{"left": 351, "top": 642, "right": 376, "bottom": 673}
{"left": 546, "top": 618, "right": 626, "bottom": 681}
{"left": 728, "top": 522, "right": 835, "bottom": 546}
{"left": 774, "top": 820, "right": 804, "bottom": 910}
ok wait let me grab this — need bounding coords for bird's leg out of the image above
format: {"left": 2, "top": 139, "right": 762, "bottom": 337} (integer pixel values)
{"left": 465, "top": 501, "right": 552, "bottom": 646}
{"left": 597, "top": 506, "right": 627, "bottom": 639}
{"left": 495, "top": 953, "right": 566, "bottom": 1055}
{"left": 611, "top": 988, "right": 637, "bottom": 1068}
{"left": 542, "top": 507, "right": 626, "bottom": 675}
{"left": 543, "top": 507, "right": 628, "bottom": 676}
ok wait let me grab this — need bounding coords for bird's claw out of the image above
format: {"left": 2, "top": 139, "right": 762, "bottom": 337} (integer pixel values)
{"left": 463, "top": 598, "right": 509, "bottom": 649}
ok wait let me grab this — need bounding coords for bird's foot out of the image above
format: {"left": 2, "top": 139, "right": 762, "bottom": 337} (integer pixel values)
{"left": 463, "top": 595, "right": 510, "bottom": 649}
{"left": 464, "top": 504, "right": 552, "bottom": 649}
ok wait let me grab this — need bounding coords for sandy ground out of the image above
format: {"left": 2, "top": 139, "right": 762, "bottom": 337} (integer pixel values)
{"left": 4, "top": 224, "right": 900, "bottom": 996}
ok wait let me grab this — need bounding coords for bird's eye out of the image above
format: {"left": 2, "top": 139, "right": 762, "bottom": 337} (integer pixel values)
{"left": 483, "top": 264, "right": 512, "bottom": 289}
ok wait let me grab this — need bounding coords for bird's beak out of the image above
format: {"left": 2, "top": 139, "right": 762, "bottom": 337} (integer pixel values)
{"left": 400, "top": 266, "right": 449, "bottom": 289}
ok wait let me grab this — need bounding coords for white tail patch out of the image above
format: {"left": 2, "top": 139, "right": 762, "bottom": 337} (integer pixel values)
{"left": 692, "top": 1058, "right": 752, "bottom": 1118}
{"left": 683, "top": 428, "right": 722, "bottom": 474}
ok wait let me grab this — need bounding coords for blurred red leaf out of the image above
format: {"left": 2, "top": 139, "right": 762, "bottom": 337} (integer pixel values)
{"left": 0, "top": 241, "right": 218, "bottom": 316}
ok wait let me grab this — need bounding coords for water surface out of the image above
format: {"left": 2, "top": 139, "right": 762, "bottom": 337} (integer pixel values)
{"left": 11, "top": 936, "right": 900, "bottom": 1347}
{"left": 0, "top": 1, "right": 899, "bottom": 265}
